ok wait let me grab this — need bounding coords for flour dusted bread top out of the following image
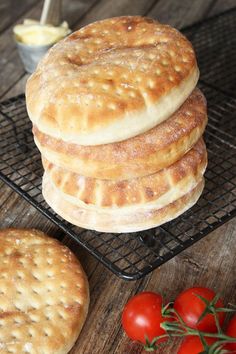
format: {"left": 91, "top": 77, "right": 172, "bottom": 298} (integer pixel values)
{"left": 0, "top": 229, "right": 89, "bottom": 354}
{"left": 26, "top": 16, "right": 199, "bottom": 145}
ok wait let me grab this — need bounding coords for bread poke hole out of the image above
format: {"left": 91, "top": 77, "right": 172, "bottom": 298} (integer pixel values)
{"left": 14, "top": 319, "right": 21, "bottom": 324}
{"left": 175, "top": 65, "right": 181, "bottom": 72}
{"left": 148, "top": 54, "right": 155, "bottom": 60}
{"left": 87, "top": 81, "right": 94, "bottom": 88}
{"left": 102, "top": 84, "right": 110, "bottom": 91}
{"left": 148, "top": 80, "right": 155, "bottom": 89}
{"left": 141, "top": 64, "right": 148, "bottom": 70}
{"left": 108, "top": 103, "right": 116, "bottom": 110}
{"left": 162, "top": 60, "right": 168, "bottom": 66}
{"left": 96, "top": 102, "right": 103, "bottom": 108}
{"left": 136, "top": 76, "right": 142, "bottom": 83}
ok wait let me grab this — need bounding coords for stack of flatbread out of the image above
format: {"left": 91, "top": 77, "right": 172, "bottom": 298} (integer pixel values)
{"left": 26, "top": 16, "right": 207, "bottom": 233}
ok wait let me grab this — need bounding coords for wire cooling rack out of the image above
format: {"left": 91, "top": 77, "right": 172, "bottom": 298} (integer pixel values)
{"left": 0, "top": 9, "right": 236, "bottom": 280}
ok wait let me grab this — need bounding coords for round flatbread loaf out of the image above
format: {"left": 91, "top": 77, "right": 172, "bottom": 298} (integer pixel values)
{"left": 34, "top": 88, "right": 207, "bottom": 180}
{"left": 42, "top": 138, "right": 207, "bottom": 210}
{"left": 42, "top": 175, "right": 204, "bottom": 233}
{"left": 26, "top": 16, "right": 199, "bottom": 145}
{"left": 0, "top": 229, "right": 89, "bottom": 354}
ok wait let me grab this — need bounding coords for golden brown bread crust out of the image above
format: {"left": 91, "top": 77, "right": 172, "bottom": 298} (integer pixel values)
{"left": 0, "top": 228, "right": 89, "bottom": 354}
{"left": 42, "top": 177, "right": 204, "bottom": 233}
{"left": 42, "top": 139, "right": 207, "bottom": 209}
{"left": 34, "top": 88, "right": 207, "bottom": 180}
{"left": 26, "top": 16, "right": 198, "bottom": 145}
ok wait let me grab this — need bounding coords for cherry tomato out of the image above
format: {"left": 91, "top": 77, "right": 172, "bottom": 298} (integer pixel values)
{"left": 174, "top": 287, "right": 225, "bottom": 332}
{"left": 178, "top": 336, "right": 217, "bottom": 354}
{"left": 121, "top": 292, "right": 167, "bottom": 344}
{"left": 225, "top": 315, "right": 236, "bottom": 352}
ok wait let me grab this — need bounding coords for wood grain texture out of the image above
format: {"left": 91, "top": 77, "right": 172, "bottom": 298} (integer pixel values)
{"left": 73, "top": 0, "right": 157, "bottom": 28}
{"left": 209, "top": 0, "right": 236, "bottom": 16}
{"left": 0, "top": 0, "right": 38, "bottom": 34}
{"left": 0, "top": 1, "right": 235, "bottom": 354}
{"left": 0, "top": 0, "right": 98, "bottom": 98}
{"left": 148, "top": 0, "right": 216, "bottom": 28}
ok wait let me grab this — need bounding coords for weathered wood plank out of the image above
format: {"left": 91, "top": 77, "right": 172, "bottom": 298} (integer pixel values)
{"left": 1, "top": 74, "right": 28, "bottom": 100}
{"left": 1, "top": 0, "right": 157, "bottom": 100}
{"left": 0, "top": 184, "right": 98, "bottom": 282}
{"left": 148, "top": 0, "right": 216, "bottom": 28}
{"left": 0, "top": 0, "right": 38, "bottom": 34}
{"left": 0, "top": 1, "right": 236, "bottom": 354}
{"left": 73, "top": 0, "right": 157, "bottom": 28}
{"left": 0, "top": 181, "right": 235, "bottom": 354}
{"left": 112, "top": 220, "right": 236, "bottom": 354}
{"left": 2, "top": 0, "right": 234, "bottom": 101}
{"left": 209, "top": 0, "right": 236, "bottom": 16}
{"left": 0, "top": 0, "right": 99, "bottom": 99}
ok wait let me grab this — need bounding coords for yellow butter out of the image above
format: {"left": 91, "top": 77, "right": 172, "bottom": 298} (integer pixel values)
{"left": 13, "top": 19, "right": 71, "bottom": 46}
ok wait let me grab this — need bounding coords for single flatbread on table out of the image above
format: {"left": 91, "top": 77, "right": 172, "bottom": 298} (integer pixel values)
{"left": 0, "top": 229, "right": 89, "bottom": 354}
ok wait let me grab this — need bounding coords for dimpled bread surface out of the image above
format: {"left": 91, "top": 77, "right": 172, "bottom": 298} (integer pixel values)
{"left": 26, "top": 16, "right": 199, "bottom": 145}
{"left": 33, "top": 88, "right": 207, "bottom": 180}
{"left": 42, "top": 139, "right": 207, "bottom": 210}
{"left": 0, "top": 229, "right": 89, "bottom": 354}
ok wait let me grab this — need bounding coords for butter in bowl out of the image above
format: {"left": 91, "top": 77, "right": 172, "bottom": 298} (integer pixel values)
{"left": 13, "top": 19, "right": 71, "bottom": 73}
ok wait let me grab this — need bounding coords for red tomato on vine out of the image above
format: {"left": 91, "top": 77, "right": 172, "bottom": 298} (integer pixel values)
{"left": 178, "top": 336, "right": 217, "bottom": 354}
{"left": 174, "top": 287, "right": 225, "bottom": 332}
{"left": 122, "top": 292, "right": 168, "bottom": 344}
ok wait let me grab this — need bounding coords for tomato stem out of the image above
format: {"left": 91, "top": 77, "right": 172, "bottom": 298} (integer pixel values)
{"left": 161, "top": 321, "right": 236, "bottom": 342}
{"left": 143, "top": 297, "right": 236, "bottom": 352}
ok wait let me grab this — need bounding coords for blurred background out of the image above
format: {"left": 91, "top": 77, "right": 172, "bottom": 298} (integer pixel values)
{"left": 0, "top": 0, "right": 235, "bottom": 96}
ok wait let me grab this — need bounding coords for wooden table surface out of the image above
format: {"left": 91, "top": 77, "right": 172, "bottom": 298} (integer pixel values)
{"left": 1, "top": 1, "right": 236, "bottom": 353}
